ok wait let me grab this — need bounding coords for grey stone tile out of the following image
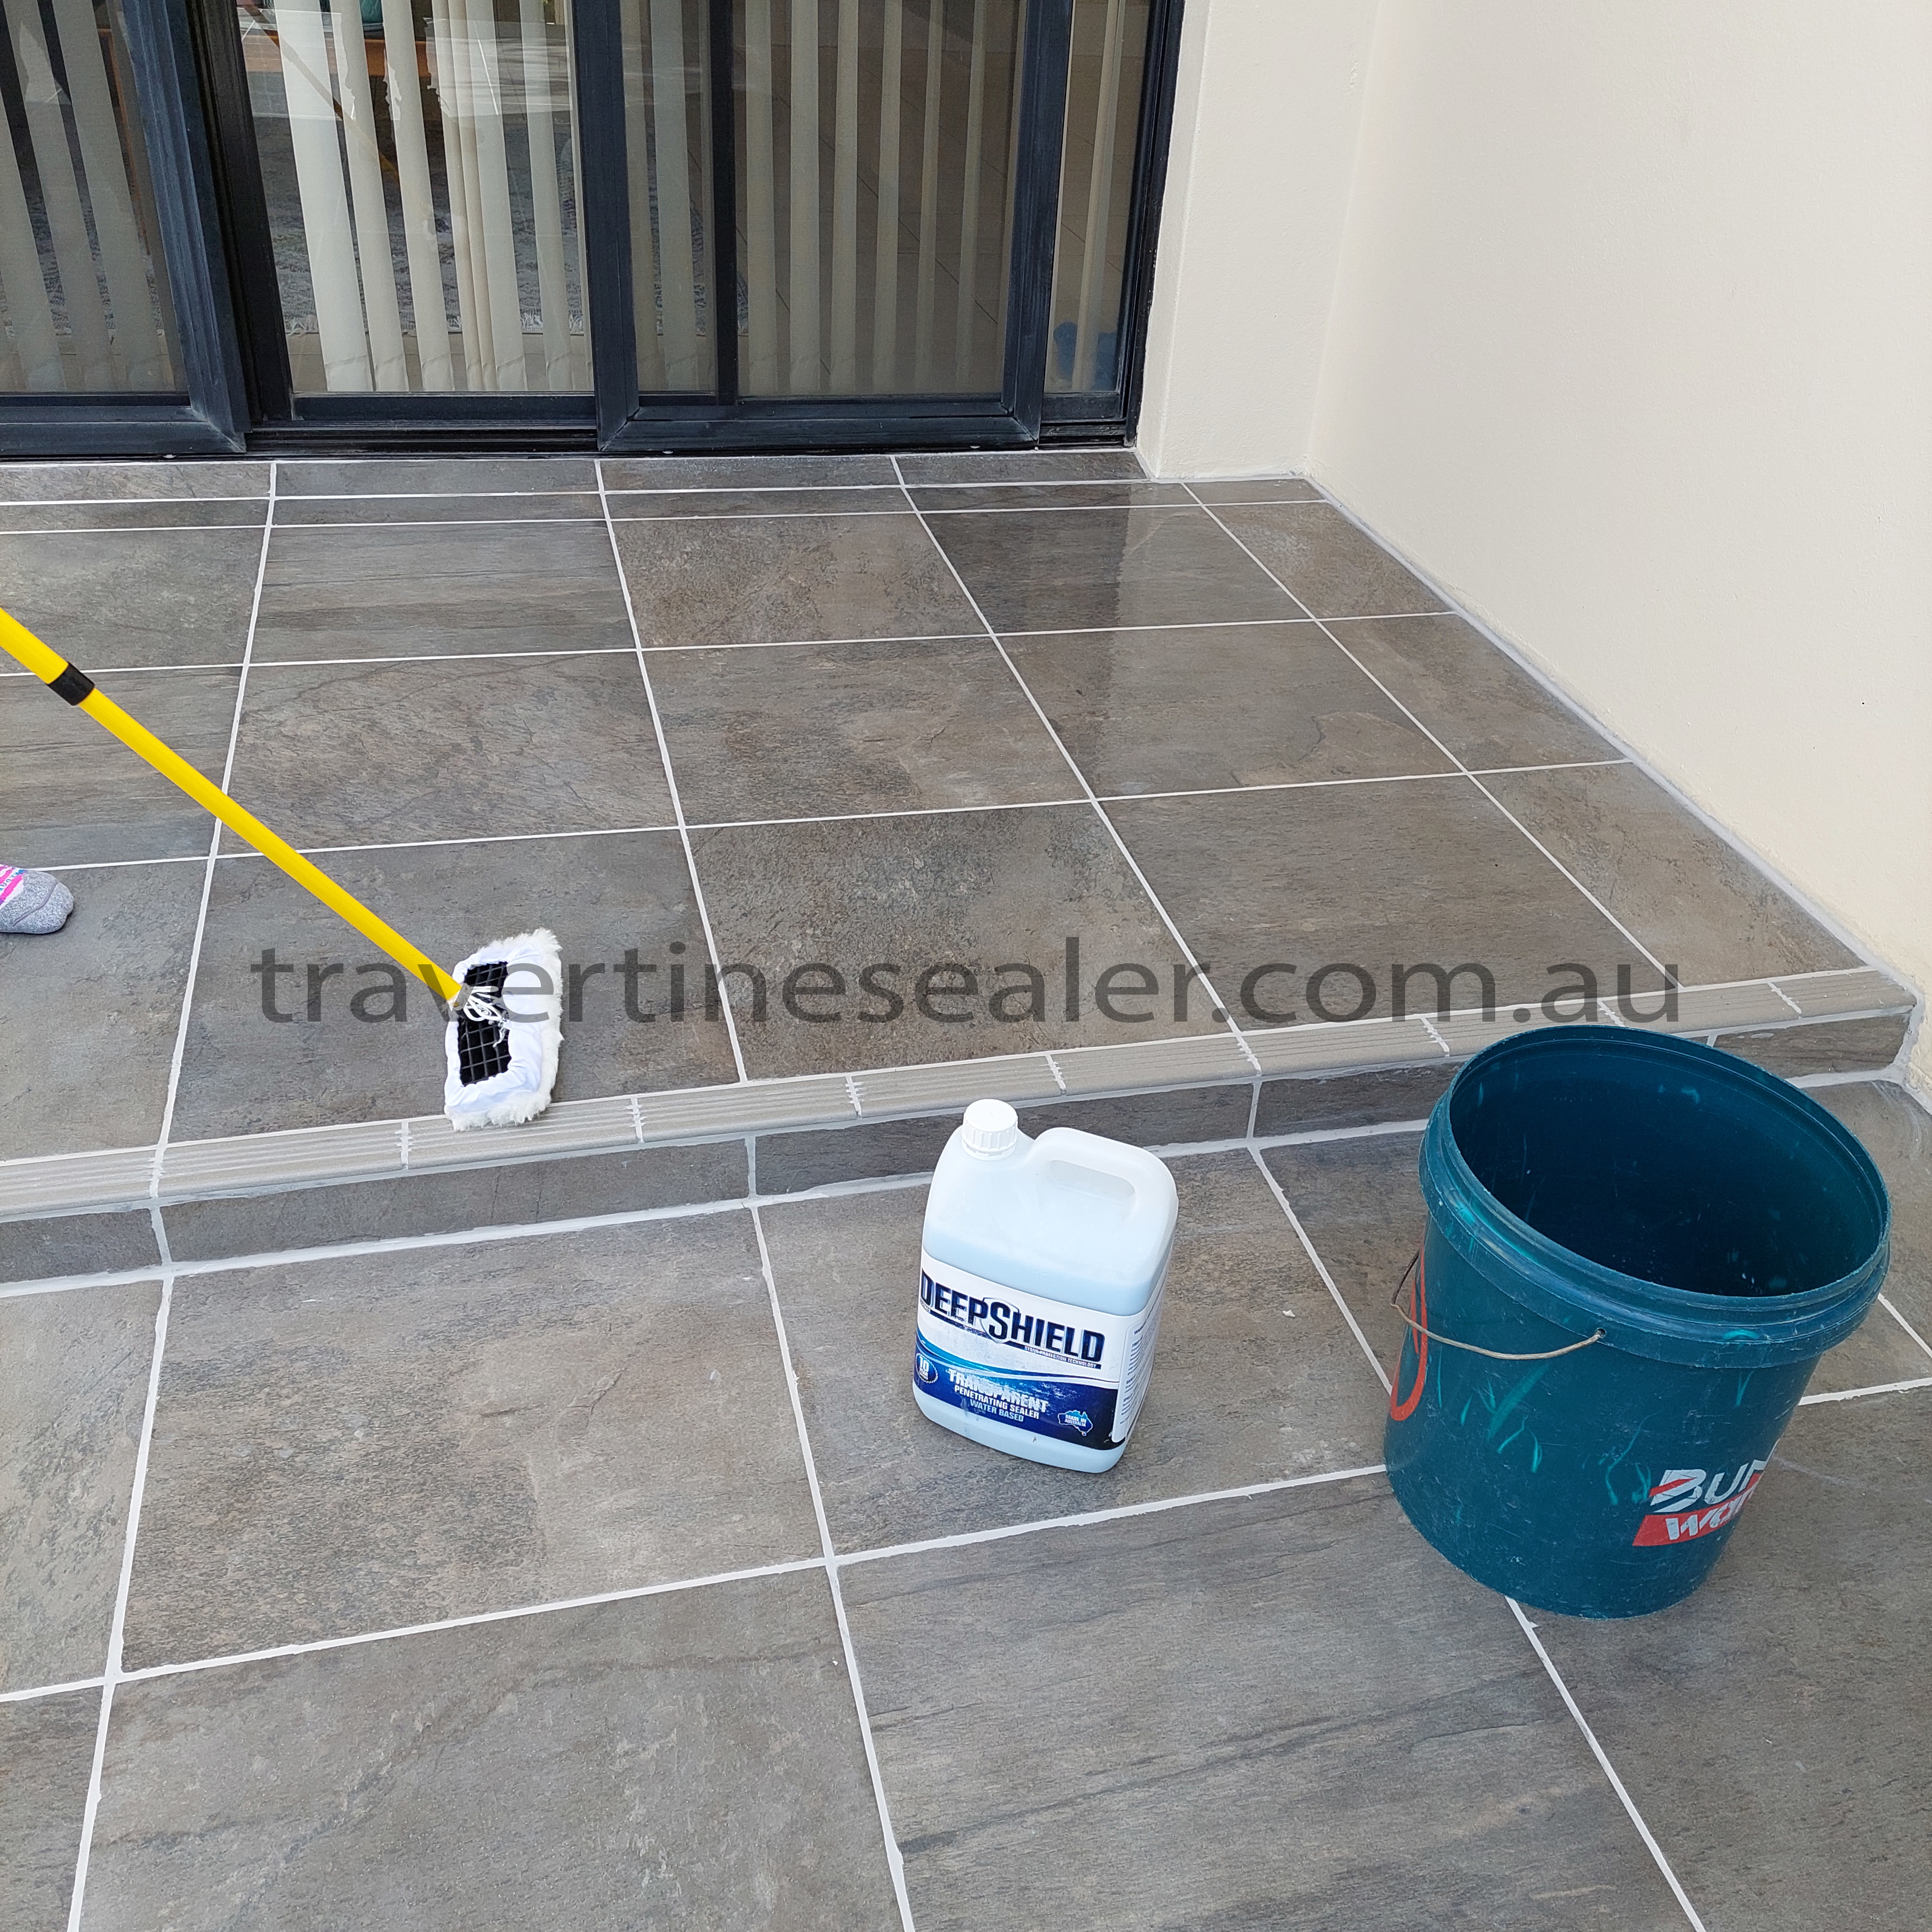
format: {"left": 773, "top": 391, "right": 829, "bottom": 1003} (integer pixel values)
{"left": 896, "top": 448, "right": 1145, "bottom": 483}
{"left": 610, "top": 486, "right": 904, "bottom": 518}
{"left": 0, "top": 460, "right": 270, "bottom": 501}
{"left": 763, "top": 1154, "right": 1387, "bottom": 1552}
{"left": 252, "top": 521, "right": 633, "bottom": 662}
{"left": 89, "top": 1574, "right": 901, "bottom": 1931}
{"left": 687, "top": 804, "right": 1222, "bottom": 1077}
{"left": 275, "top": 493, "right": 604, "bottom": 526}
{"left": 277, "top": 457, "right": 598, "bottom": 496}
{"left": 844, "top": 1480, "right": 1688, "bottom": 1931}
{"left": 1211, "top": 500, "right": 1450, "bottom": 618}
{"left": 1, "top": 667, "right": 239, "bottom": 865}
{"left": 757, "top": 1119, "right": 953, "bottom": 1194}
{"left": 0, "top": 528, "right": 264, "bottom": 669}
{"left": 1330, "top": 613, "right": 1616, "bottom": 770}
{"left": 224, "top": 653, "right": 674, "bottom": 848}
{"left": 0, "top": 1282, "right": 157, "bottom": 1690}
{"left": 913, "top": 479, "right": 1195, "bottom": 510}
{"left": 931, "top": 505, "right": 1300, "bottom": 633}
{"left": 1714, "top": 1015, "right": 1908, "bottom": 1078}
{"left": 1532, "top": 1393, "right": 1932, "bottom": 1931}
{"left": 1269, "top": 1118, "right": 1926, "bottom": 1400}
{"left": 0, "top": 500, "right": 265, "bottom": 533}
{"left": 0, "top": 860, "right": 204, "bottom": 1161}
{"left": 1186, "top": 475, "right": 1323, "bottom": 504}
{"left": 1004, "top": 621, "right": 1455, "bottom": 795}
{"left": 1256, "top": 1061, "right": 1454, "bottom": 1137}
{"left": 602, "top": 452, "right": 900, "bottom": 490}
{"left": 1017, "top": 1080, "right": 1253, "bottom": 1148}
{"left": 1484, "top": 763, "right": 1860, "bottom": 982}
{"left": 0, "top": 1209, "right": 159, "bottom": 1286}
{"left": 1816, "top": 1081, "right": 1932, "bottom": 1345}
{"left": 167, "top": 832, "right": 737, "bottom": 1141}
{"left": 0, "top": 1690, "right": 97, "bottom": 1929}
{"left": 611, "top": 510, "right": 978, "bottom": 647}
{"left": 162, "top": 1138, "right": 748, "bottom": 1264}
{"left": 655, "top": 635, "right": 1073, "bottom": 822}
{"left": 1111, "top": 780, "right": 1665, "bottom": 1027}
{"left": 1266, "top": 1129, "right": 1427, "bottom": 1382}
{"left": 122, "top": 1215, "right": 817, "bottom": 1665}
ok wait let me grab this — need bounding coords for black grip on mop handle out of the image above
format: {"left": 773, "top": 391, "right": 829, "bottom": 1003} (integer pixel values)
{"left": 48, "top": 661, "right": 96, "bottom": 705}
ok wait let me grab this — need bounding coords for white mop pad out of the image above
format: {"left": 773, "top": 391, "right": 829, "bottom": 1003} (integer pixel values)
{"left": 443, "top": 928, "right": 564, "bottom": 1130}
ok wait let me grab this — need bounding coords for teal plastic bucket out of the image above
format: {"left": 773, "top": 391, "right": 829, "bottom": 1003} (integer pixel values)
{"left": 1386, "top": 1027, "right": 1890, "bottom": 1618}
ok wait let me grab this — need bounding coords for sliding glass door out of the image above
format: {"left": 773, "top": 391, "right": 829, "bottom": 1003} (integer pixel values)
{"left": 0, "top": 0, "right": 1179, "bottom": 451}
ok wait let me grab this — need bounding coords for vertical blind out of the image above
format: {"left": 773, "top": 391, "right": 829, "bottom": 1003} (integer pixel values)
{"left": 0, "top": 0, "right": 180, "bottom": 392}
{"left": 248, "top": 0, "right": 588, "bottom": 394}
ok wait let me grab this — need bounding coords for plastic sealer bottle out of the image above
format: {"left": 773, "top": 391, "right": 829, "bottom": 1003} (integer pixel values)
{"left": 913, "top": 1098, "right": 1180, "bottom": 1472}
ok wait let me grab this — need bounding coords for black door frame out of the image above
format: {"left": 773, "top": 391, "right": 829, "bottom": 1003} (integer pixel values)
{"left": 2, "top": 0, "right": 1183, "bottom": 457}
{"left": 0, "top": 0, "right": 247, "bottom": 457}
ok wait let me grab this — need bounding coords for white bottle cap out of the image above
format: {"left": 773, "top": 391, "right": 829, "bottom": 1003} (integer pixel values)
{"left": 960, "top": 1097, "right": 1019, "bottom": 1158}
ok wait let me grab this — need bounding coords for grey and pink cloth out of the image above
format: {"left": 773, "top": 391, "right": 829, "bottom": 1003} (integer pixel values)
{"left": 0, "top": 865, "right": 72, "bottom": 934}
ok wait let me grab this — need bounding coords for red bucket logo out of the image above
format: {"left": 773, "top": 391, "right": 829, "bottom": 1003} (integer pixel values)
{"left": 1632, "top": 1461, "right": 1768, "bottom": 1546}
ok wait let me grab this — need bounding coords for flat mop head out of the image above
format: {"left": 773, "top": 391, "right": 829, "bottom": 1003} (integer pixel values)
{"left": 443, "top": 928, "right": 564, "bottom": 1131}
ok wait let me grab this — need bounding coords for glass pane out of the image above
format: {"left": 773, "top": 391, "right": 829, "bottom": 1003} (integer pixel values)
{"left": 1045, "top": 0, "right": 1147, "bottom": 396}
{"left": 736, "top": 0, "right": 1024, "bottom": 399}
{"left": 623, "top": 0, "right": 714, "bottom": 393}
{"left": 241, "top": 0, "right": 589, "bottom": 395}
{"left": 0, "top": 0, "right": 183, "bottom": 393}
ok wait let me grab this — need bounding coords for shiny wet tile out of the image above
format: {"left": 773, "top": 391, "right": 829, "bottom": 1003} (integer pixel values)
{"left": 1212, "top": 500, "right": 1450, "bottom": 618}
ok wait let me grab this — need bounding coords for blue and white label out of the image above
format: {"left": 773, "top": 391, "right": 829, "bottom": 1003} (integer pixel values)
{"left": 914, "top": 1250, "right": 1164, "bottom": 1450}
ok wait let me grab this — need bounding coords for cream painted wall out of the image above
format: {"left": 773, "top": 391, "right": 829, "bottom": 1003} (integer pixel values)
{"left": 1136, "top": 0, "right": 1377, "bottom": 479}
{"left": 1140, "top": 1, "right": 1931, "bottom": 1081}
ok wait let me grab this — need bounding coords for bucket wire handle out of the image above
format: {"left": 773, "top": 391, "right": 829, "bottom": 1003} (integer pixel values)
{"left": 1389, "top": 1250, "right": 1604, "bottom": 1421}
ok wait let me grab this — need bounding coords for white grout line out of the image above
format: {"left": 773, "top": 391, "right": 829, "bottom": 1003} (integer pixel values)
{"left": 749, "top": 1203, "right": 918, "bottom": 1932}
{"left": 65, "top": 1270, "right": 174, "bottom": 1932}
{"left": 208, "top": 821, "right": 684, "bottom": 861}
{"left": 115, "top": 1555, "right": 832, "bottom": 1690}
{"left": 835, "top": 1462, "right": 1389, "bottom": 1570}
{"left": 0, "top": 1674, "right": 104, "bottom": 1706}
{"left": 1874, "top": 1292, "right": 1932, "bottom": 1366}
{"left": 597, "top": 459, "right": 750, "bottom": 1085}
{"left": 147, "top": 463, "right": 278, "bottom": 1197}
{"left": 1506, "top": 1599, "right": 1711, "bottom": 1932}
{"left": 894, "top": 457, "right": 1263, "bottom": 1077}
{"left": 1246, "top": 1144, "right": 1393, "bottom": 1394}
{"left": 1181, "top": 486, "right": 1675, "bottom": 981}
{"left": 1798, "top": 1374, "right": 1932, "bottom": 1406}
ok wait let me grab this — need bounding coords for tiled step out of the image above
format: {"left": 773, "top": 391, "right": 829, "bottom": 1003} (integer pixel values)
{"left": 0, "top": 965, "right": 1915, "bottom": 1284}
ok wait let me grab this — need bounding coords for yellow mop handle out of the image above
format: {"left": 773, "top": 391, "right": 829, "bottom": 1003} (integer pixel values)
{"left": 1, "top": 607, "right": 462, "bottom": 1005}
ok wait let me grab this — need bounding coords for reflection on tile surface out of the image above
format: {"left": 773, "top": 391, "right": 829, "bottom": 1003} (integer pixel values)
{"left": 654, "top": 635, "right": 1073, "bottom": 822}
{"left": 1112, "top": 780, "right": 1663, "bottom": 1024}
{"left": 274, "top": 493, "right": 605, "bottom": 526}
{"left": 1210, "top": 500, "right": 1450, "bottom": 618}
{"left": 1534, "top": 1394, "right": 1932, "bottom": 1932}
{"left": 91, "top": 1576, "right": 901, "bottom": 1931}
{"left": 1005, "top": 622, "right": 1453, "bottom": 794}
{"left": 931, "top": 505, "right": 1300, "bottom": 633}
{"left": 225, "top": 653, "right": 674, "bottom": 847}
{"left": 0, "top": 861, "right": 205, "bottom": 1160}
{"left": 0, "top": 1691, "right": 98, "bottom": 1930}
{"left": 1818, "top": 1082, "right": 1932, "bottom": 1343}
{"left": 253, "top": 521, "right": 633, "bottom": 661}
{"left": 896, "top": 448, "right": 1145, "bottom": 484}
{"left": 0, "top": 1283, "right": 157, "bottom": 1689}
{"left": 613, "top": 511, "right": 977, "bottom": 647}
{"left": 1, "top": 667, "right": 238, "bottom": 865}
{"left": 912, "top": 480, "right": 1195, "bottom": 511}
{"left": 846, "top": 1481, "right": 1688, "bottom": 1931}
{"left": 0, "top": 529, "right": 263, "bottom": 669}
{"left": 0, "top": 460, "right": 270, "bottom": 501}
{"left": 602, "top": 452, "right": 899, "bottom": 490}
{"left": 122, "top": 1218, "right": 815, "bottom": 1664}
{"left": 762, "top": 1155, "right": 1387, "bottom": 1551}
{"left": 1484, "top": 763, "right": 1858, "bottom": 983}
{"left": 168, "top": 832, "right": 737, "bottom": 1140}
{"left": 278, "top": 457, "right": 598, "bottom": 496}
{"left": 1332, "top": 612, "right": 1616, "bottom": 768}
{"left": 688, "top": 803, "right": 1219, "bottom": 1076}
{"left": 1186, "top": 475, "right": 1323, "bottom": 504}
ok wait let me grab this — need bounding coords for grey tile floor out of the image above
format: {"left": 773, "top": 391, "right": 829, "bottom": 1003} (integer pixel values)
{"left": 2, "top": 1081, "right": 1927, "bottom": 1929}
{"left": 0, "top": 451, "right": 1864, "bottom": 1162}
